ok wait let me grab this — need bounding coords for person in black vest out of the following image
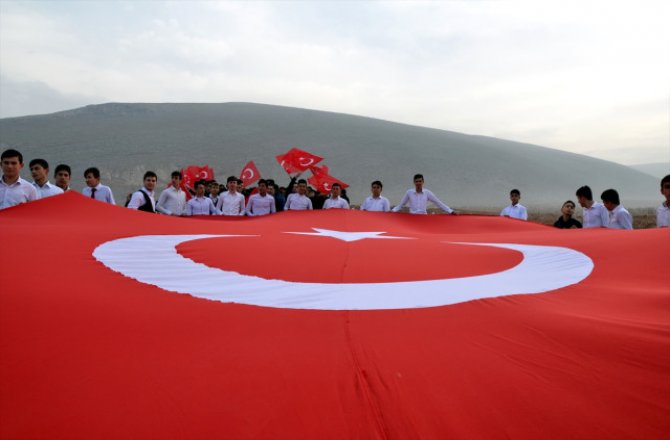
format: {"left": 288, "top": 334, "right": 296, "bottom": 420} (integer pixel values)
{"left": 127, "top": 171, "right": 158, "bottom": 213}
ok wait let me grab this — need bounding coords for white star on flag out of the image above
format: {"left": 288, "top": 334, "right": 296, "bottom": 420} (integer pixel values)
{"left": 284, "top": 228, "right": 411, "bottom": 242}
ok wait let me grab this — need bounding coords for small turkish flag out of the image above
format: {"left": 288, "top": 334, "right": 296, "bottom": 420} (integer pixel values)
{"left": 239, "top": 161, "right": 261, "bottom": 187}
{"left": 180, "top": 165, "right": 215, "bottom": 198}
{"left": 276, "top": 147, "right": 323, "bottom": 175}
{"left": 308, "top": 172, "right": 349, "bottom": 194}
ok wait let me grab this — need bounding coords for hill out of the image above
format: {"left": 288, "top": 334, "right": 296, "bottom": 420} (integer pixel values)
{"left": 0, "top": 102, "right": 661, "bottom": 209}
{"left": 630, "top": 162, "right": 669, "bottom": 180}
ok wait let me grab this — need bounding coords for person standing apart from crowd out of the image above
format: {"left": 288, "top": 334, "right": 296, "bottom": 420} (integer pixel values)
{"left": 54, "top": 164, "right": 73, "bottom": 192}
{"left": 126, "top": 171, "right": 158, "bottom": 213}
{"left": 29, "top": 158, "right": 64, "bottom": 198}
{"left": 553, "top": 200, "right": 582, "bottom": 229}
{"left": 323, "top": 183, "right": 350, "bottom": 209}
{"left": 500, "top": 189, "right": 527, "bottom": 220}
{"left": 392, "top": 174, "right": 454, "bottom": 214}
{"left": 0, "top": 148, "right": 39, "bottom": 209}
{"left": 187, "top": 181, "right": 220, "bottom": 216}
{"left": 601, "top": 189, "right": 633, "bottom": 230}
{"left": 245, "top": 179, "right": 276, "bottom": 216}
{"left": 217, "top": 176, "right": 245, "bottom": 216}
{"left": 156, "top": 171, "right": 186, "bottom": 216}
{"left": 82, "top": 167, "right": 115, "bottom": 204}
{"left": 575, "top": 185, "right": 608, "bottom": 228}
{"left": 285, "top": 179, "right": 313, "bottom": 210}
{"left": 360, "top": 180, "right": 390, "bottom": 212}
{"left": 657, "top": 175, "right": 670, "bottom": 227}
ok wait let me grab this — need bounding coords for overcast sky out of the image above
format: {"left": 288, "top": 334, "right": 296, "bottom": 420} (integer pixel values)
{"left": 1, "top": 0, "right": 668, "bottom": 165}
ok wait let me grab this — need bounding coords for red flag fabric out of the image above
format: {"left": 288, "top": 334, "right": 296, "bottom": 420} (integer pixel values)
{"left": 307, "top": 172, "right": 349, "bottom": 194}
{"left": 239, "top": 160, "right": 261, "bottom": 187}
{"left": 309, "top": 163, "right": 330, "bottom": 177}
{"left": 275, "top": 147, "right": 323, "bottom": 175}
{"left": 181, "top": 165, "right": 215, "bottom": 193}
{"left": 1, "top": 192, "right": 669, "bottom": 439}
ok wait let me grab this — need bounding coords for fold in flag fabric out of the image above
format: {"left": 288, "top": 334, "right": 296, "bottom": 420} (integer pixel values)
{"left": 239, "top": 160, "right": 261, "bottom": 187}
{"left": 1, "top": 192, "right": 669, "bottom": 439}
{"left": 276, "top": 147, "right": 323, "bottom": 175}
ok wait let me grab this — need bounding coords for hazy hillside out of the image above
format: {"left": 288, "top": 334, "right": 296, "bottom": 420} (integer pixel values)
{"left": 630, "top": 162, "right": 669, "bottom": 180}
{"left": 0, "top": 102, "right": 661, "bottom": 209}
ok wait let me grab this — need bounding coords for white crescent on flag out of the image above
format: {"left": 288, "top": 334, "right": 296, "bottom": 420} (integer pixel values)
{"left": 298, "top": 157, "right": 315, "bottom": 167}
{"left": 93, "top": 233, "right": 594, "bottom": 310}
{"left": 242, "top": 168, "right": 254, "bottom": 179}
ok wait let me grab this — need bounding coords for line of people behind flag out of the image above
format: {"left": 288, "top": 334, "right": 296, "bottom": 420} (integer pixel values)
{"left": 1, "top": 148, "right": 669, "bottom": 229}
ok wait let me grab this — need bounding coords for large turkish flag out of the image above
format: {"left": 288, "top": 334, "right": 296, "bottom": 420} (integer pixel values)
{"left": 1, "top": 192, "right": 668, "bottom": 439}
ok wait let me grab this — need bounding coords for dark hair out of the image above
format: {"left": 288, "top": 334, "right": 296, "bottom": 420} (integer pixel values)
{"left": 1, "top": 149, "right": 23, "bottom": 164}
{"left": 510, "top": 189, "right": 520, "bottom": 196}
{"left": 194, "top": 180, "right": 206, "bottom": 189}
{"left": 54, "top": 164, "right": 71, "bottom": 176}
{"left": 84, "top": 167, "right": 100, "bottom": 179}
{"left": 601, "top": 189, "right": 620, "bottom": 205}
{"left": 562, "top": 200, "right": 576, "bottom": 208}
{"left": 143, "top": 171, "right": 157, "bottom": 180}
{"left": 265, "top": 179, "right": 275, "bottom": 186}
{"left": 331, "top": 183, "right": 341, "bottom": 189}
{"left": 576, "top": 185, "right": 593, "bottom": 200}
{"left": 227, "top": 175, "right": 237, "bottom": 183}
{"left": 413, "top": 174, "right": 424, "bottom": 181}
{"left": 237, "top": 178, "right": 243, "bottom": 185}
{"left": 297, "top": 179, "right": 307, "bottom": 185}
{"left": 661, "top": 175, "right": 670, "bottom": 187}
{"left": 29, "top": 158, "right": 49, "bottom": 169}
{"left": 171, "top": 170, "right": 182, "bottom": 179}
{"left": 258, "top": 179, "right": 267, "bottom": 186}
{"left": 371, "top": 180, "right": 383, "bottom": 188}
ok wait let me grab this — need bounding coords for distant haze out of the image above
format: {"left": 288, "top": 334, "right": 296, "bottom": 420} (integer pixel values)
{"left": 0, "top": 103, "right": 662, "bottom": 211}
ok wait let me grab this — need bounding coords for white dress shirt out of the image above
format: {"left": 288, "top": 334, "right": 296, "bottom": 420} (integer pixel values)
{"left": 581, "top": 202, "right": 609, "bottom": 228}
{"left": 187, "top": 196, "right": 220, "bottom": 216}
{"left": 127, "top": 187, "right": 156, "bottom": 211}
{"left": 32, "top": 181, "right": 64, "bottom": 198}
{"left": 392, "top": 188, "right": 453, "bottom": 214}
{"left": 217, "top": 191, "right": 245, "bottom": 216}
{"left": 607, "top": 204, "right": 633, "bottom": 230}
{"left": 82, "top": 184, "right": 115, "bottom": 204}
{"left": 657, "top": 202, "right": 670, "bottom": 227}
{"left": 285, "top": 193, "right": 313, "bottom": 210}
{"left": 500, "top": 203, "right": 528, "bottom": 220}
{"left": 157, "top": 186, "right": 186, "bottom": 216}
{"left": 360, "top": 196, "right": 390, "bottom": 212}
{"left": 323, "top": 196, "right": 350, "bottom": 210}
{"left": 1, "top": 176, "right": 39, "bottom": 209}
{"left": 245, "top": 193, "right": 276, "bottom": 216}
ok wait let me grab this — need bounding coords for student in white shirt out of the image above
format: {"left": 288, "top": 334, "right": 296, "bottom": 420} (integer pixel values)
{"left": 217, "top": 176, "right": 245, "bottom": 216}
{"left": 657, "top": 175, "right": 670, "bottom": 228}
{"left": 576, "top": 185, "right": 609, "bottom": 228}
{"left": 601, "top": 188, "right": 633, "bottom": 230}
{"left": 126, "top": 171, "right": 158, "bottom": 213}
{"left": 500, "top": 189, "right": 528, "bottom": 220}
{"left": 0, "top": 148, "right": 39, "bottom": 209}
{"left": 156, "top": 171, "right": 187, "bottom": 216}
{"left": 323, "top": 183, "right": 350, "bottom": 210}
{"left": 29, "top": 158, "right": 64, "bottom": 199}
{"left": 54, "top": 164, "right": 73, "bottom": 192}
{"left": 246, "top": 179, "right": 277, "bottom": 216}
{"left": 285, "top": 179, "right": 313, "bottom": 210}
{"left": 187, "top": 181, "right": 221, "bottom": 216}
{"left": 208, "top": 180, "right": 221, "bottom": 208}
{"left": 392, "top": 173, "right": 454, "bottom": 215}
{"left": 360, "top": 180, "right": 390, "bottom": 212}
{"left": 82, "top": 167, "right": 116, "bottom": 204}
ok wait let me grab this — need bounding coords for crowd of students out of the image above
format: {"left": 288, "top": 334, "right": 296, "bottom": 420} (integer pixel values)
{"left": 1, "top": 148, "right": 669, "bottom": 229}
